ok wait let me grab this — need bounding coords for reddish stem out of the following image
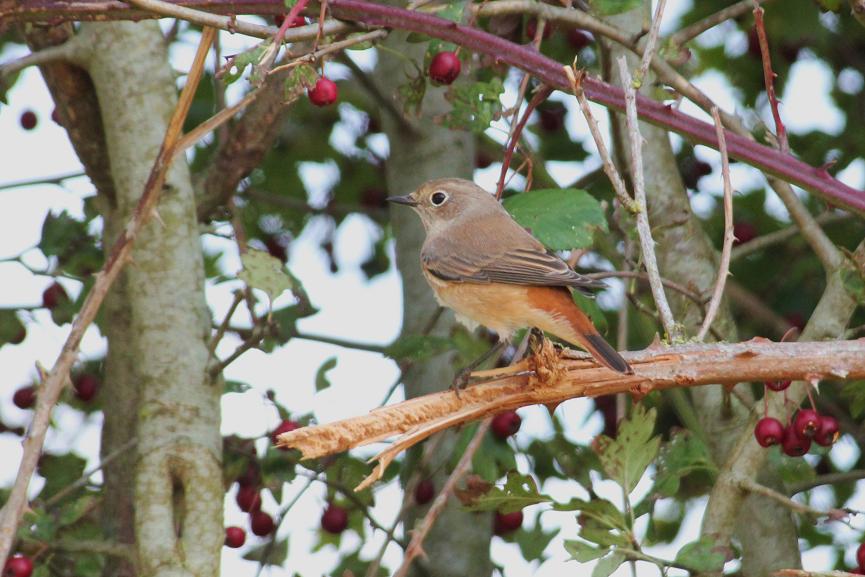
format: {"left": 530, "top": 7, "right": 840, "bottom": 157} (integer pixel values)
{"left": 753, "top": 6, "right": 788, "bottom": 153}
{"left": 496, "top": 84, "right": 552, "bottom": 200}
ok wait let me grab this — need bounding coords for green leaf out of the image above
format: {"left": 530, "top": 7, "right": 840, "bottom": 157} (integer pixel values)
{"left": 553, "top": 498, "right": 628, "bottom": 531}
{"left": 503, "top": 188, "right": 607, "bottom": 251}
{"left": 472, "top": 433, "right": 517, "bottom": 482}
{"left": 397, "top": 70, "right": 427, "bottom": 117}
{"left": 815, "top": 0, "right": 843, "bottom": 10}
{"left": 0, "top": 309, "right": 26, "bottom": 347}
{"left": 20, "top": 508, "right": 57, "bottom": 541}
{"left": 592, "top": 552, "right": 625, "bottom": 577}
{"left": 384, "top": 334, "right": 453, "bottom": 361}
{"left": 593, "top": 403, "right": 660, "bottom": 494}
{"left": 653, "top": 429, "right": 716, "bottom": 497}
{"left": 285, "top": 64, "right": 317, "bottom": 99}
{"left": 842, "top": 380, "right": 865, "bottom": 417}
{"left": 514, "top": 523, "right": 556, "bottom": 561}
{"left": 463, "top": 471, "right": 551, "bottom": 513}
{"left": 442, "top": 78, "right": 505, "bottom": 134}
{"left": 58, "top": 495, "right": 97, "bottom": 527}
{"left": 841, "top": 263, "right": 865, "bottom": 303}
{"left": 589, "top": 0, "right": 642, "bottom": 16}
{"left": 223, "top": 42, "right": 270, "bottom": 85}
{"left": 315, "top": 357, "right": 337, "bottom": 392}
{"left": 38, "top": 453, "right": 87, "bottom": 501}
{"left": 243, "top": 538, "right": 289, "bottom": 565}
{"left": 673, "top": 536, "right": 727, "bottom": 572}
{"left": 223, "top": 379, "right": 252, "bottom": 394}
{"left": 345, "top": 32, "right": 376, "bottom": 51}
{"left": 564, "top": 540, "right": 609, "bottom": 563}
{"left": 238, "top": 249, "right": 293, "bottom": 304}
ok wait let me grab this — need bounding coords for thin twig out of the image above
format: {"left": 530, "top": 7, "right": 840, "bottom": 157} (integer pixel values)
{"left": 0, "top": 172, "right": 86, "bottom": 192}
{"left": 563, "top": 66, "right": 637, "bottom": 213}
{"left": 209, "top": 324, "right": 266, "bottom": 376}
{"left": 393, "top": 419, "right": 491, "bottom": 577}
{"left": 697, "top": 107, "right": 734, "bottom": 341}
{"left": 669, "top": 0, "right": 769, "bottom": 48}
{"left": 731, "top": 211, "right": 849, "bottom": 261}
{"left": 0, "top": 28, "right": 217, "bottom": 569}
{"left": 269, "top": 30, "right": 387, "bottom": 75}
{"left": 0, "top": 40, "right": 83, "bottom": 77}
{"left": 753, "top": 5, "right": 788, "bottom": 153}
{"left": 43, "top": 437, "right": 139, "bottom": 508}
{"left": 173, "top": 87, "right": 266, "bottom": 156}
{"left": 733, "top": 476, "right": 852, "bottom": 521}
{"left": 496, "top": 85, "right": 552, "bottom": 199}
{"left": 788, "top": 470, "right": 865, "bottom": 495}
{"left": 634, "top": 0, "right": 668, "bottom": 87}
{"left": 586, "top": 271, "right": 706, "bottom": 308}
{"left": 208, "top": 290, "right": 244, "bottom": 356}
{"left": 616, "top": 56, "right": 680, "bottom": 341}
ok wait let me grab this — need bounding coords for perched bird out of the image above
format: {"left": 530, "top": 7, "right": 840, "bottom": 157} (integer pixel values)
{"left": 387, "top": 178, "right": 632, "bottom": 378}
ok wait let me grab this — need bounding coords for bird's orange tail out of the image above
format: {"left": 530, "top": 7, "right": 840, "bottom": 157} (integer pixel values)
{"left": 527, "top": 287, "right": 633, "bottom": 374}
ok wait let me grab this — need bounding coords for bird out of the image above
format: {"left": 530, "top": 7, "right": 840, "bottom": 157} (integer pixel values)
{"left": 387, "top": 177, "right": 632, "bottom": 381}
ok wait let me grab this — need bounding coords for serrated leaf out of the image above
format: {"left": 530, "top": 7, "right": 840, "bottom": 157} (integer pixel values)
{"left": 0, "top": 309, "right": 25, "bottom": 346}
{"left": 384, "top": 334, "right": 453, "bottom": 361}
{"left": 243, "top": 538, "right": 289, "bottom": 565}
{"left": 285, "top": 64, "right": 317, "bottom": 99}
{"left": 514, "top": 523, "right": 556, "bottom": 561}
{"left": 589, "top": 0, "right": 641, "bottom": 16}
{"left": 58, "top": 495, "right": 97, "bottom": 527}
{"left": 38, "top": 453, "right": 87, "bottom": 500}
{"left": 841, "top": 381, "right": 865, "bottom": 418}
{"left": 553, "top": 498, "right": 628, "bottom": 531}
{"left": 315, "top": 357, "right": 337, "bottom": 392}
{"left": 673, "top": 536, "right": 726, "bottom": 572}
{"left": 442, "top": 78, "right": 504, "bottom": 133}
{"left": 472, "top": 433, "right": 517, "bottom": 482}
{"left": 223, "top": 42, "right": 270, "bottom": 85}
{"left": 238, "top": 249, "right": 293, "bottom": 303}
{"left": 564, "top": 540, "right": 609, "bottom": 563}
{"left": 592, "top": 552, "right": 625, "bottom": 577}
{"left": 503, "top": 188, "right": 607, "bottom": 251}
{"left": 593, "top": 403, "right": 660, "bottom": 494}
{"left": 653, "top": 429, "right": 716, "bottom": 497}
{"left": 463, "top": 471, "right": 551, "bottom": 513}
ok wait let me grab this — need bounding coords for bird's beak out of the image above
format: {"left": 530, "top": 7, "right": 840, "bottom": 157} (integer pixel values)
{"left": 386, "top": 194, "right": 418, "bottom": 207}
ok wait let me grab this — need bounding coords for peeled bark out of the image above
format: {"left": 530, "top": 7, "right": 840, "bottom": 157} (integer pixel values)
{"left": 377, "top": 28, "right": 493, "bottom": 577}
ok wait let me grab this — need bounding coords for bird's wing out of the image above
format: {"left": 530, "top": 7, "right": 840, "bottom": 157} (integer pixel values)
{"left": 421, "top": 216, "right": 606, "bottom": 294}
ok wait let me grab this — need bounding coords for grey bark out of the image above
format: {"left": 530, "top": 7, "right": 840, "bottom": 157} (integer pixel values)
{"left": 601, "top": 7, "right": 801, "bottom": 575}
{"left": 75, "top": 22, "right": 223, "bottom": 577}
{"left": 377, "top": 31, "right": 493, "bottom": 577}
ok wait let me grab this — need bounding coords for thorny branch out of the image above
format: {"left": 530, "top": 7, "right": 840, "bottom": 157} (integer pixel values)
{"left": 278, "top": 339, "right": 865, "bottom": 490}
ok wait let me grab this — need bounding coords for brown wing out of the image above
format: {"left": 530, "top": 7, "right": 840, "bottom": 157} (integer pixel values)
{"left": 421, "top": 215, "right": 606, "bottom": 295}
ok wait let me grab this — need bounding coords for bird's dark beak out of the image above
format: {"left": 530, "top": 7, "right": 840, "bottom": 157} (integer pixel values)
{"left": 386, "top": 194, "right": 418, "bottom": 207}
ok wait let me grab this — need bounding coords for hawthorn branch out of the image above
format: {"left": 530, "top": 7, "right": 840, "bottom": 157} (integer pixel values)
{"left": 0, "top": 28, "right": 215, "bottom": 568}
{"left": 277, "top": 339, "right": 865, "bottom": 489}
{"left": 753, "top": 6, "right": 788, "bottom": 153}
{"left": 669, "top": 0, "right": 768, "bottom": 48}
{"left": 731, "top": 212, "right": 849, "bottom": 261}
{"left": 733, "top": 476, "right": 852, "bottom": 521}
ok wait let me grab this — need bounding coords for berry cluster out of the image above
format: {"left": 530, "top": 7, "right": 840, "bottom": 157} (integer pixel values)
{"left": 753, "top": 381, "right": 839, "bottom": 457}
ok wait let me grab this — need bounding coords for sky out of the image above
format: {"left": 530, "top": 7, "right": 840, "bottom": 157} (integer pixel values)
{"left": 1, "top": 1, "right": 865, "bottom": 575}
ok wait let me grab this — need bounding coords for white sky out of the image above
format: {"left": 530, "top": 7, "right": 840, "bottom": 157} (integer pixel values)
{"left": 1, "top": 1, "right": 864, "bottom": 575}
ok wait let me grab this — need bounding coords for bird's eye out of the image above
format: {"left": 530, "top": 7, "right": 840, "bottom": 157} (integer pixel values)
{"left": 431, "top": 191, "right": 448, "bottom": 206}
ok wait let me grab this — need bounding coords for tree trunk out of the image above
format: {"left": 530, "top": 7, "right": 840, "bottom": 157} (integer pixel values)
{"left": 377, "top": 30, "right": 493, "bottom": 577}
{"left": 75, "top": 21, "right": 223, "bottom": 577}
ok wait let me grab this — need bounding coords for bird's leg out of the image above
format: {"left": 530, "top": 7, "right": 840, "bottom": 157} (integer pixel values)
{"left": 452, "top": 339, "right": 509, "bottom": 391}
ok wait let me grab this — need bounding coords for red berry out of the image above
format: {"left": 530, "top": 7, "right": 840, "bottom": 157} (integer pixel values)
{"left": 274, "top": 14, "right": 305, "bottom": 27}
{"left": 73, "top": 373, "right": 100, "bottom": 402}
{"left": 493, "top": 510, "right": 523, "bottom": 535}
{"left": 236, "top": 485, "right": 262, "bottom": 513}
{"left": 538, "top": 102, "right": 566, "bottom": 133}
{"left": 308, "top": 77, "right": 338, "bottom": 107}
{"left": 491, "top": 411, "right": 521, "bottom": 440}
{"left": 525, "top": 18, "right": 553, "bottom": 40}
{"left": 12, "top": 386, "right": 36, "bottom": 410}
{"left": 429, "top": 51, "right": 461, "bottom": 85}
{"left": 50, "top": 109, "right": 61, "bottom": 125}
{"left": 475, "top": 151, "right": 494, "bottom": 169}
{"left": 781, "top": 424, "right": 811, "bottom": 457}
{"left": 414, "top": 479, "right": 435, "bottom": 505}
{"left": 754, "top": 417, "right": 784, "bottom": 447}
{"left": 567, "top": 29, "right": 592, "bottom": 50}
{"left": 270, "top": 419, "right": 299, "bottom": 449}
{"left": 250, "top": 510, "right": 275, "bottom": 536}
{"left": 42, "top": 282, "right": 68, "bottom": 310}
{"left": 4, "top": 555, "right": 34, "bottom": 577}
{"left": 264, "top": 237, "right": 287, "bottom": 262}
{"left": 320, "top": 503, "right": 348, "bottom": 534}
{"left": 19, "top": 111, "right": 37, "bottom": 131}
{"left": 856, "top": 543, "right": 865, "bottom": 571}
{"left": 224, "top": 526, "right": 246, "bottom": 548}
{"left": 10, "top": 326, "right": 26, "bottom": 345}
{"left": 733, "top": 221, "right": 758, "bottom": 245}
{"left": 236, "top": 464, "right": 260, "bottom": 488}
{"left": 814, "top": 415, "right": 839, "bottom": 447}
{"left": 793, "top": 409, "right": 820, "bottom": 440}
{"left": 765, "top": 379, "right": 791, "bottom": 392}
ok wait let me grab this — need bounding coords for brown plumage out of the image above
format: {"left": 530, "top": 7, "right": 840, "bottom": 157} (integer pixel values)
{"left": 388, "top": 178, "right": 632, "bottom": 374}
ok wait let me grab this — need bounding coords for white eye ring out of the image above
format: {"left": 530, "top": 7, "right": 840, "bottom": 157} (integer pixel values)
{"left": 430, "top": 191, "right": 448, "bottom": 206}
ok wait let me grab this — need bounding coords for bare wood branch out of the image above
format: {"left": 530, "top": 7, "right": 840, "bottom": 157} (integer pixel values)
{"left": 753, "top": 5, "right": 788, "bottom": 153}
{"left": 733, "top": 476, "right": 851, "bottom": 520}
{"left": 774, "top": 570, "right": 865, "bottom": 577}
{"left": 0, "top": 28, "right": 216, "bottom": 568}
{"left": 697, "top": 107, "right": 734, "bottom": 341}
{"left": 277, "top": 339, "right": 865, "bottom": 489}
{"left": 669, "top": 0, "right": 769, "bottom": 48}
{"left": 731, "top": 212, "right": 850, "bottom": 261}
{"left": 616, "top": 56, "right": 680, "bottom": 341}
{"left": 634, "top": 0, "right": 667, "bottom": 87}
